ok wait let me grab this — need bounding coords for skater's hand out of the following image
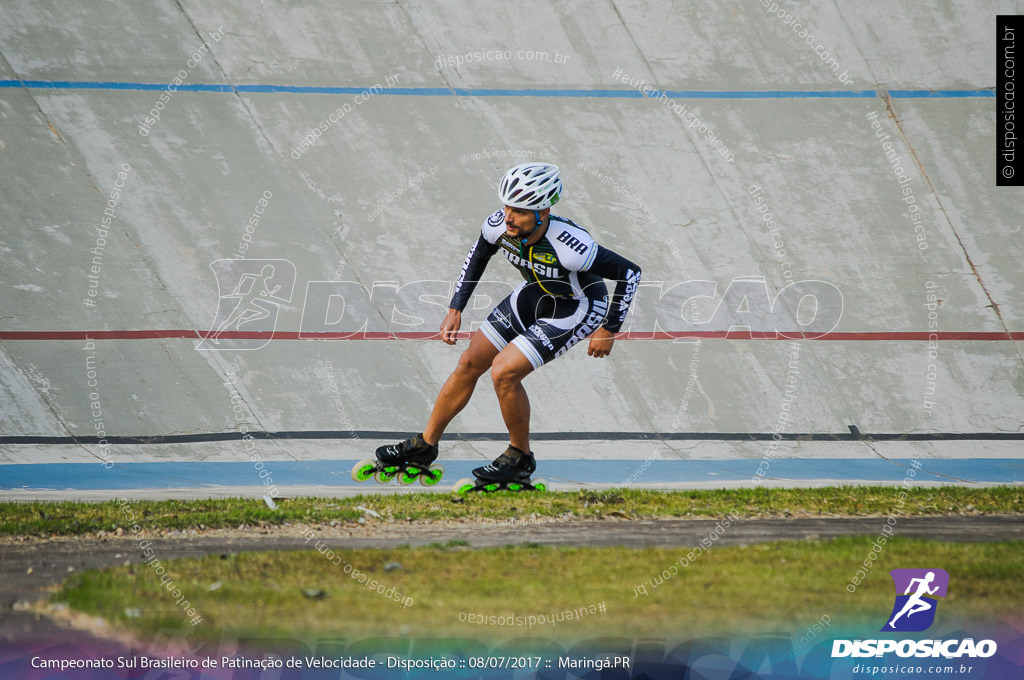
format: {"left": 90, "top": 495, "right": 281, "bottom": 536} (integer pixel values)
{"left": 587, "top": 327, "right": 616, "bottom": 358}
{"left": 440, "top": 308, "right": 462, "bottom": 345}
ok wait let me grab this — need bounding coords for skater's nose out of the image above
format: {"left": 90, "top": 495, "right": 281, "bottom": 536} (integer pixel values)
{"left": 503, "top": 206, "right": 522, "bottom": 227}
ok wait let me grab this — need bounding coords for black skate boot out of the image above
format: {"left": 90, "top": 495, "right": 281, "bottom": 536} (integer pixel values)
{"left": 454, "top": 446, "right": 547, "bottom": 493}
{"left": 472, "top": 446, "right": 536, "bottom": 483}
{"left": 376, "top": 434, "right": 438, "bottom": 466}
{"left": 351, "top": 434, "right": 443, "bottom": 486}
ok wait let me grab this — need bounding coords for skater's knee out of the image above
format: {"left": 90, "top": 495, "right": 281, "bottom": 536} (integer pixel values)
{"left": 456, "top": 348, "right": 491, "bottom": 378}
{"left": 490, "top": 354, "right": 527, "bottom": 389}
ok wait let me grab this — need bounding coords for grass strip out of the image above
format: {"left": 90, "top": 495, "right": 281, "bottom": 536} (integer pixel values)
{"left": 52, "top": 537, "right": 1024, "bottom": 641}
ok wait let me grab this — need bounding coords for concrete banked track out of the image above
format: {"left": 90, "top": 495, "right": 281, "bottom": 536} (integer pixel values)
{"left": 0, "top": 0, "right": 1021, "bottom": 499}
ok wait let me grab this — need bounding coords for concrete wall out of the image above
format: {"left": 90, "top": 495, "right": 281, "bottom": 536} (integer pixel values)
{"left": 0, "top": 1, "right": 1020, "bottom": 479}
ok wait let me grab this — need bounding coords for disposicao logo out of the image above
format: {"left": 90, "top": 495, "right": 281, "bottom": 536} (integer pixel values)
{"left": 882, "top": 568, "right": 948, "bottom": 632}
{"left": 197, "top": 259, "right": 296, "bottom": 351}
{"left": 832, "top": 568, "right": 998, "bottom": 659}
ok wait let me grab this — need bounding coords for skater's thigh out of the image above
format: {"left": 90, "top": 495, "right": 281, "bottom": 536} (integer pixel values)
{"left": 457, "top": 329, "right": 501, "bottom": 375}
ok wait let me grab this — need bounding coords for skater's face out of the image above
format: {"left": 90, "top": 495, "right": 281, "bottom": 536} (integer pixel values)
{"left": 503, "top": 206, "right": 548, "bottom": 241}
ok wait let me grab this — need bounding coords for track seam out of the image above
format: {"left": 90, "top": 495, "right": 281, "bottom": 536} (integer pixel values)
{"left": 880, "top": 90, "right": 1024, "bottom": 368}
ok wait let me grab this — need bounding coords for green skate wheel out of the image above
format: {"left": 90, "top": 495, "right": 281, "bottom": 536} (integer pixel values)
{"left": 399, "top": 468, "right": 419, "bottom": 485}
{"left": 419, "top": 463, "right": 445, "bottom": 487}
{"left": 507, "top": 483, "right": 522, "bottom": 492}
{"left": 483, "top": 483, "right": 500, "bottom": 493}
{"left": 375, "top": 466, "right": 398, "bottom": 484}
{"left": 453, "top": 477, "right": 477, "bottom": 494}
{"left": 531, "top": 478, "right": 549, "bottom": 492}
{"left": 352, "top": 458, "right": 378, "bottom": 483}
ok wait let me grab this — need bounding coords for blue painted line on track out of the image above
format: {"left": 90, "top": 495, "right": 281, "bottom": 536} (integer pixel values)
{"left": 889, "top": 89, "right": 995, "bottom": 98}
{"left": 1, "top": 459, "right": 1018, "bottom": 491}
{"left": 0, "top": 80, "right": 994, "bottom": 99}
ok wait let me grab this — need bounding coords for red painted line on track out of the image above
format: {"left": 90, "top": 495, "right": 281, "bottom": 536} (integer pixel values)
{"left": 1, "top": 330, "right": 1022, "bottom": 341}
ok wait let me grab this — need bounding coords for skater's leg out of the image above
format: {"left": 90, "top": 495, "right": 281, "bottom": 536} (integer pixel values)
{"left": 422, "top": 330, "right": 499, "bottom": 445}
{"left": 490, "top": 344, "right": 535, "bottom": 453}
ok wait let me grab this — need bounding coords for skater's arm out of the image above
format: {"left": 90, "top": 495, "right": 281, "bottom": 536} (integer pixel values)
{"left": 585, "top": 246, "right": 642, "bottom": 333}
{"left": 449, "top": 234, "right": 498, "bottom": 313}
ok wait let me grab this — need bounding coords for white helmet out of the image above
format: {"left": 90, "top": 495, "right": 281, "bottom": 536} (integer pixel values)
{"left": 498, "top": 162, "right": 562, "bottom": 210}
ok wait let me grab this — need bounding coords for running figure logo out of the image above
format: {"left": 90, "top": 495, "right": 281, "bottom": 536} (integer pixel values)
{"left": 881, "top": 568, "right": 949, "bottom": 632}
{"left": 197, "top": 259, "right": 296, "bottom": 351}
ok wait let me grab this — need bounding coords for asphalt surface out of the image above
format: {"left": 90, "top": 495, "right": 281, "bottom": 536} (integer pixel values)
{"left": 2, "top": 515, "right": 1022, "bottom": 647}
